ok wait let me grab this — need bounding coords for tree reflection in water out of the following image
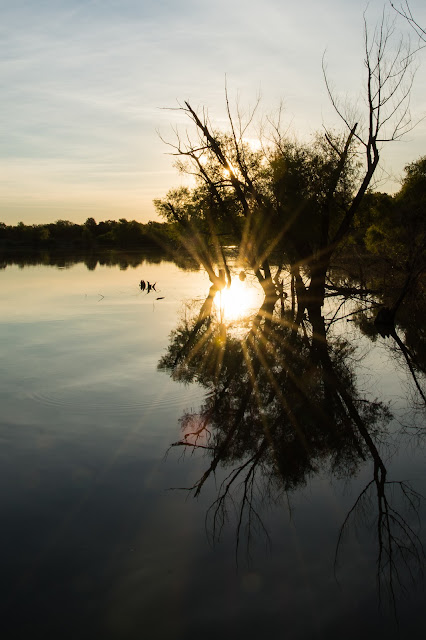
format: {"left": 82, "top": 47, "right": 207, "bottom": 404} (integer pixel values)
{"left": 159, "top": 272, "right": 425, "bottom": 614}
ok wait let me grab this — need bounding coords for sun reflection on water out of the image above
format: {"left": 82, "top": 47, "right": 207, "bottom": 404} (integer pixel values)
{"left": 213, "top": 277, "right": 263, "bottom": 324}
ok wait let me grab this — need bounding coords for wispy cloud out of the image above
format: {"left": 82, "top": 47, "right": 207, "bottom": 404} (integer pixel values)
{"left": 1, "top": 0, "right": 425, "bottom": 223}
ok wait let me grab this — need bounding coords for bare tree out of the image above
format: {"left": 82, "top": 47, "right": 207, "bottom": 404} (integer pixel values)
{"left": 323, "top": 8, "right": 418, "bottom": 236}
{"left": 391, "top": 1, "right": 426, "bottom": 42}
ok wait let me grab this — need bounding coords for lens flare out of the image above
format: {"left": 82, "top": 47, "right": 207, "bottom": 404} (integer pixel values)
{"left": 213, "top": 277, "right": 263, "bottom": 323}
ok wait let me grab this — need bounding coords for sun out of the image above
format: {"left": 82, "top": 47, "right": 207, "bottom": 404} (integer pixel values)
{"left": 213, "top": 276, "right": 263, "bottom": 324}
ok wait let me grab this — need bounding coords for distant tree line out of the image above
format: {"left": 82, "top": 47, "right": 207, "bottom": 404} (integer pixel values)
{"left": 0, "top": 217, "right": 180, "bottom": 252}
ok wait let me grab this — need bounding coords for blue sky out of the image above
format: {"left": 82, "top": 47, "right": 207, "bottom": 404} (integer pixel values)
{"left": 1, "top": 0, "right": 425, "bottom": 224}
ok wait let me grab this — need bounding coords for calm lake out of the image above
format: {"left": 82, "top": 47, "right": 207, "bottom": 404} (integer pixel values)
{"left": 1, "top": 251, "right": 425, "bottom": 639}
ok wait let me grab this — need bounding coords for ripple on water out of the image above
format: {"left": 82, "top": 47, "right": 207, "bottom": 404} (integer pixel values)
{"left": 26, "top": 386, "right": 204, "bottom": 416}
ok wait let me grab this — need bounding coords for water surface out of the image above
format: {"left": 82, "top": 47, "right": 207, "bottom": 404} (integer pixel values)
{"left": 1, "top": 253, "right": 425, "bottom": 639}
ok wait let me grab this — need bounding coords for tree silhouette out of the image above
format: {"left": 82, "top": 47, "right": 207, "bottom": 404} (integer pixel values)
{"left": 160, "top": 271, "right": 424, "bottom": 612}
{"left": 156, "top": 9, "right": 420, "bottom": 325}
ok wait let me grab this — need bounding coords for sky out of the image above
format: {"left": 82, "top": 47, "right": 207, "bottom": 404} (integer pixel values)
{"left": 1, "top": 0, "right": 425, "bottom": 225}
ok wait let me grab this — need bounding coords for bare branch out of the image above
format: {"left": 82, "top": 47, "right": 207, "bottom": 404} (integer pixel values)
{"left": 391, "top": 1, "right": 426, "bottom": 42}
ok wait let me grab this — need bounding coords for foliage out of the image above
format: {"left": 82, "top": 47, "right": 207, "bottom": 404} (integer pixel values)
{"left": 0, "top": 217, "right": 180, "bottom": 252}
{"left": 364, "top": 156, "right": 426, "bottom": 275}
{"left": 154, "top": 124, "right": 361, "bottom": 279}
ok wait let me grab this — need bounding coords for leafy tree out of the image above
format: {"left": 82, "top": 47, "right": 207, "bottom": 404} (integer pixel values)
{"left": 364, "top": 156, "right": 426, "bottom": 321}
{"left": 84, "top": 217, "right": 97, "bottom": 232}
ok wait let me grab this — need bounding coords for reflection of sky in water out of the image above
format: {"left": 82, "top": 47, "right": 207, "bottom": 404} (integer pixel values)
{"left": 0, "top": 259, "right": 425, "bottom": 638}
{"left": 322, "top": 294, "right": 410, "bottom": 413}
{"left": 0, "top": 258, "right": 213, "bottom": 636}
{"left": 1, "top": 261, "right": 209, "bottom": 447}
